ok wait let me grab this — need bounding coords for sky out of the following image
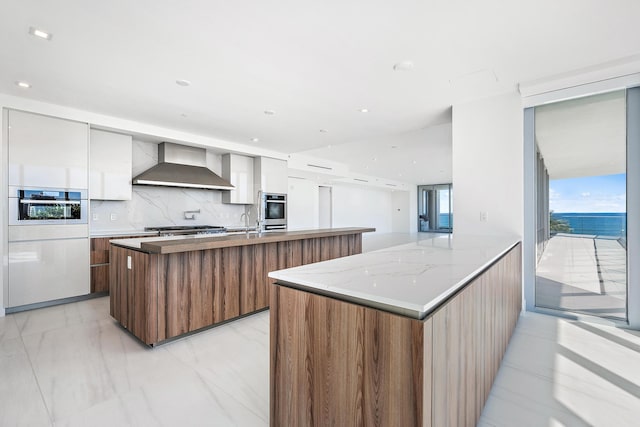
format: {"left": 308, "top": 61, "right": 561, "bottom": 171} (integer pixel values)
{"left": 549, "top": 173, "right": 626, "bottom": 213}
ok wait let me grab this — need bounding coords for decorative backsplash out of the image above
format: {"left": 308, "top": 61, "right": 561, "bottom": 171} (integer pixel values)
{"left": 90, "top": 140, "right": 248, "bottom": 233}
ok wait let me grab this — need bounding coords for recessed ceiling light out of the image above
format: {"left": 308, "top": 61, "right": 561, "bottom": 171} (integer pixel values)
{"left": 16, "top": 81, "right": 31, "bottom": 89}
{"left": 251, "top": 137, "right": 260, "bottom": 142}
{"left": 393, "top": 61, "right": 414, "bottom": 71}
{"left": 175, "top": 79, "right": 191, "bottom": 87}
{"left": 359, "top": 108, "right": 369, "bottom": 113}
{"left": 264, "top": 110, "right": 275, "bottom": 115}
{"left": 29, "top": 26, "right": 52, "bottom": 40}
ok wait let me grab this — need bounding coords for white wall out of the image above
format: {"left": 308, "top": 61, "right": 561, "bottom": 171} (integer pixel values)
{"left": 332, "top": 184, "right": 393, "bottom": 233}
{"left": 391, "top": 191, "right": 410, "bottom": 232}
{"left": 287, "top": 178, "right": 400, "bottom": 233}
{"left": 452, "top": 92, "right": 524, "bottom": 237}
{"left": 287, "top": 177, "right": 319, "bottom": 230}
{"left": 318, "top": 186, "right": 332, "bottom": 228}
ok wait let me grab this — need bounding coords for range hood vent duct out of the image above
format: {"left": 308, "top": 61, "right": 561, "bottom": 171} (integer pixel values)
{"left": 132, "top": 142, "right": 235, "bottom": 190}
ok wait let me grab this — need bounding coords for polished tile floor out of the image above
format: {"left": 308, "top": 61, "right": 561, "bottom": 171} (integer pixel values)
{"left": 1, "top": 233, "right": 639, "bottom": 426}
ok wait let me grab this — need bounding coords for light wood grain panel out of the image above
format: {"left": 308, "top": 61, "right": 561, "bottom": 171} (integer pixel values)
{"left": 339, "top": 235, "right": 350, "bottom": 257}
{"left": 220, "top": 247, "right": 241, "bottom": 320}
{"left": 277, "top": 241, "right": 288, "bottom": 270}
{"left": 90, "top": 237, "right": 110, "bottom": 265}
{"left": 253, "top": 244, "right": 267, "bottom": 310}
{"left": 240, "top": 245, "right": 256, "bottom": 314}
{"left": 301, "top": 238, "right": 315, "bottom": 264}
{"left": 288, "top": 240, "right": 303, "bottom": 268}
{"left": 271, "top": 285, "right": 426, "bottom": 427}
{"left": 90, "top": 264, "right": 109, "bottom": 293}
{"left": 187, "top": 250, "right": 214, "bottom": 331}
{"left": 423, "top": 317, "right": 432, "bottom": 427}
{"left": 111, "top": 231, "right": 369, "bottom": 345}
{"left": 431, "top": 243, "right": 522, "bottom": 427}
{"left": 309, "top": 288, "right": 365, "bottom": 427}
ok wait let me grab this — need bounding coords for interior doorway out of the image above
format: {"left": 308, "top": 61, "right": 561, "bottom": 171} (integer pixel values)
{"left": 417, "top": 184, "right": 452, "bottom": 233}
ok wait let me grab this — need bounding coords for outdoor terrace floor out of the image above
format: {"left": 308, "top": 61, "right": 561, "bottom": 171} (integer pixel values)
{"left": 536, "top": 234, "right": 626, "bottom": 320}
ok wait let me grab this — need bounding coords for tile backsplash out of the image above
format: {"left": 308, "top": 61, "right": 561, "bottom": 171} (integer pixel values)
{"left": 90, "top": 140, "right": 248, "bottom": 233}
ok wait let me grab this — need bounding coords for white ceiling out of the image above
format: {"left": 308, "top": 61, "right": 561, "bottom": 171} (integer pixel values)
{"left": 535, "top": 90, "right": 626, "bottom": 179}
{"left": 2, "top": 0, "right": 640, "bottom": 185}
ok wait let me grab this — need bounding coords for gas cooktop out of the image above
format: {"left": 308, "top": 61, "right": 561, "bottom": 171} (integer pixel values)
{"left": 145, "top": 225, "right": 227, "bottom": 236}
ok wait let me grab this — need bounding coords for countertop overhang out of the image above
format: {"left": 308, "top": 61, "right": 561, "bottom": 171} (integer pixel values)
{"left": 110, "top": 227, "right": 375, "bottom": 254}
{"left": 269, "top": 235, "right": 521, "bottom": 320}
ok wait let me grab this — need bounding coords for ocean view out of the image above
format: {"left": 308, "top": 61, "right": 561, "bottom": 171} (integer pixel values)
{"left": 551, "top": 212, "right": 626, "bottom": 237}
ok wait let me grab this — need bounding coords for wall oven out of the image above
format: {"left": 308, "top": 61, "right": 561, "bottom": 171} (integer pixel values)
{"left": 261, "top": 192, "right": 287, "bottom": 230}
{"left": 9, "top": 186, "right": 88, "bottom": 225}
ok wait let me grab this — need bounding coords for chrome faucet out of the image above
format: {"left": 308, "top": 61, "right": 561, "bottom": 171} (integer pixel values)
{"left": 184, "top": 209, "right": 200, "bottom": 220}
{"left": 240, "top": 211, "right": 249, "bottom": 228}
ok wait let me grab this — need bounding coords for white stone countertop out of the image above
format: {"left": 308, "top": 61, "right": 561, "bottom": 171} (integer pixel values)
{"left": 268, "top": 234, "right": 520, "bottom": 320}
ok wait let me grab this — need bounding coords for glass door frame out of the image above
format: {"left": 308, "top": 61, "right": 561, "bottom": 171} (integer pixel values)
{"left": 523, "top": 80, "right": 640, "bottom": 328}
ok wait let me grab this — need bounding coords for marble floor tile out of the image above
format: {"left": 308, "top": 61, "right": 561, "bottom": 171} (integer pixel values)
{"left": 2, "top": 290, "right": 640, "bottom": 427}
{"left": 481, "top": 311, "right": 640, "bottom": 427}
{"left": 0, "top": 313, "right": 20, "bottom": 343}
{"left": 164, "top": 312, "right": 270, "bottom": 422}
{"left": 55, "top": 368, "right": 268, "bottom": 427}
{"left": 21, "top": 317, "right": 188, "bottom": 422}
{"left": 0, "top": 337, "right": 52, "bottom": 426}
{"left": 13, "top": 296, "right": 111, "bottom": 337}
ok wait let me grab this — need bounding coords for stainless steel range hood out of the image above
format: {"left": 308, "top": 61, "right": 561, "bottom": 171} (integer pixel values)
{"left": 132, "top": 142, "right": 234, "bottom": 190}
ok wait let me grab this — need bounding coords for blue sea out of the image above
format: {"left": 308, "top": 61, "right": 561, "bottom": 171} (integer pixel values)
{"left": 551, "top": 212, "right": 627, "bottom": 237}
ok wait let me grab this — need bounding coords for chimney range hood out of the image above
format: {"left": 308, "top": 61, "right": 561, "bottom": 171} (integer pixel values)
{"left": 132, "top": 142, "right": 235, "bottom": 190}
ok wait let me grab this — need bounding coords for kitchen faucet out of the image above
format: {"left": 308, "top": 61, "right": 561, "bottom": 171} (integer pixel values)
{"left": 184, "top": 209, "right": 200, "bottom": 220}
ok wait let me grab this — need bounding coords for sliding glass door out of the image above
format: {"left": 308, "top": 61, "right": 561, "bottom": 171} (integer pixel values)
{"left": 417, "top": 184, "right": 452, "bottom": 233}
{"left": 533, "top": 90, "right": 627, "bottom": 320}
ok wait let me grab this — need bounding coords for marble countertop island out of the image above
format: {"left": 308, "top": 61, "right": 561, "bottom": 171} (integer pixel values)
{"left": 269, "top": 234, "right": 520, "bottom": 319}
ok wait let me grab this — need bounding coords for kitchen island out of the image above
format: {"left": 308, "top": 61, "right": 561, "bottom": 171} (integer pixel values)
{"left": 268, "top": 235, "right": 522, "bottom": 427}
{"left": 109, "top": 227, "right": 374, "bottom": 345}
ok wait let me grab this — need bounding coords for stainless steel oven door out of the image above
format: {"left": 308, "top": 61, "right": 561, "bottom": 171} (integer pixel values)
{"left": 262, "top": 193, "right": 287, "bottom": 227}
{"left": 9, "top": 187, "right": 88, "bottom": 225}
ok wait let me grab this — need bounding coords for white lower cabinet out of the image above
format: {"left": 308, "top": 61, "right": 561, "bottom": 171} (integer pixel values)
{"left": 8, "top": 225, "right": 90, "bottom": 307}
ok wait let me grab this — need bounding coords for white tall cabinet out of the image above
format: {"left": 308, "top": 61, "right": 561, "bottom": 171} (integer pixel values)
{"left": 254, "top": 156, "right": 288, "bottom": 194}
{"left": 5, "top": 109, "right": 90, "bottom": 309}
{"left": 222, "top": 153, "right": 255, "bottom": 204}
{"left": 8, "top": 110, "right": 88, "bottom": 189}
{"left": 90, "top": 129, "right": 133, "bottom": 200}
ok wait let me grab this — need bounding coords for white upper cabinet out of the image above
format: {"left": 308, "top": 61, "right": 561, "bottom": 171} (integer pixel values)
{"left": 8, "top": 110, "right": 89, "bottom": 189}
{"left": 254, "top": 156, "right": 288, "bottom": 195}
{"left": 89, "top": 129, "right": 132, "bottom": 200}
{"left": 222, "top": 153, "right": 255, "bottom": 204}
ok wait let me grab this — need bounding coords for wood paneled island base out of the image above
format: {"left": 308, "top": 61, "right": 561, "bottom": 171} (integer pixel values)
{"left": 109, "top": 228, "right": 373, "bottom": 345}
{"left": 270, "top": 242, "right": 521, "bottom": 427}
